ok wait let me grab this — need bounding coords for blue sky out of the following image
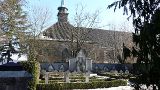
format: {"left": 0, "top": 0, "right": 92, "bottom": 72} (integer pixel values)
{"left": 26, "top": 0, "right": 133, "bottom": 31}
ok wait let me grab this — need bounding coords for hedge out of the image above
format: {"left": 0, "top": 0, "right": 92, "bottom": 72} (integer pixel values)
{"left": 36, "top": 80, "right": 127, "bottom": 90}
{"left": 39, "top": 80, "right": 65, "bottom": 83}
{"left": 39, "top": 78, "right": 107, "bottom": 83}
{"left": 19, "top": 61, "right": 40, "bottom": 90}
{"left": 98, "top": 73, "right": 132, "bottom": 79}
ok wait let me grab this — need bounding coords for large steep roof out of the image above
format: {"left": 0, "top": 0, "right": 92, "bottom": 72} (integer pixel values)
{"left": 88, "top": 29, "right": 132, "bottom": 48}
{"left": 41, "top": 21, "right": 132, "bottom": 48}
{"left": 43, "top": 22, "right": 74, "bottom": 40}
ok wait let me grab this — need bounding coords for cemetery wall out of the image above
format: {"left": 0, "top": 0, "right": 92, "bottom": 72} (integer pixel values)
{"left": 40, "top": 63, "right": 133, "bottom": 73}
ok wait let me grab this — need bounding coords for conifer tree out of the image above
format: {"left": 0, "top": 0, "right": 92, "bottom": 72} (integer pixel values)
{"left": 0, "top": 0, "right": 28, "bottom": 63}
{"left": 108, "top": 0, "right": 160, "bottom": 89}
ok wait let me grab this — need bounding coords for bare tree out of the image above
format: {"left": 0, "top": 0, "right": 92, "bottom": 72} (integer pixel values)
{"left": 104, "top": 23, "right": 133, "bottom": 63}
{"left": 26, "top": 6, "right": 53, "bottom": 61}
{"left": 27, "top": 6, "right": 52, "bottom": 37}
{"left": 69, "top": 4, "right": 100, "bottom": 57}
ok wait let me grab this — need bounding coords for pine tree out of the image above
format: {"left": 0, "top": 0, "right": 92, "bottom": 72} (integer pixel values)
{"left": 0, "top": 0, "right": 28, "bottom": 63}
{"left": 108, "top": 0, "right": 160, "bottom": 89}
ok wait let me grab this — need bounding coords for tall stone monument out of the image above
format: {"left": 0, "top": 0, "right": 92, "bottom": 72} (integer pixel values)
{"left": 69, "top": 49, "right": 92, "bottom": 73}
{"left": 76, "top": 49, "right": 86, "bottom": 72}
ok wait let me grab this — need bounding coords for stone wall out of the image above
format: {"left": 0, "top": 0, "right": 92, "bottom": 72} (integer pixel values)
{"left": 41, "top": 62, "right": 69, "bottom": 72}
{"left": 92, "top": 63, "right": 133, "bottom": 73}
{"left": 41, "top": 63, "right": 133, "bottom": 73}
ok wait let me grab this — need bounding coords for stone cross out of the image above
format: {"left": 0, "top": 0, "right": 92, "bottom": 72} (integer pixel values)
{"left": 61, "top": 0, "right": 65, "bottom": 7}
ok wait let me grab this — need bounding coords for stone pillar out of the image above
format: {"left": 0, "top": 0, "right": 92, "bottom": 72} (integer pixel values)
{"left": 85, "top": 72, "right": 90, "bottom": 83}
{"left": 64, "top": 71, "right": 70, "bottom": 83}
{"left": 45, "top": 72, "right": 49, "bottom": 84}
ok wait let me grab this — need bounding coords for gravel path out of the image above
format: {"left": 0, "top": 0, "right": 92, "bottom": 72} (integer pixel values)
{"left": 73, "top": 86, "right": 134, "bottom": 90}
{"left": 90, "top": 86, "right": 134, "bottom": 90}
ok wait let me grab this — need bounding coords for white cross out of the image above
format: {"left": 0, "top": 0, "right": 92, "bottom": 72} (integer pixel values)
{"left": 61, "top": 0, "right": 65, "bottom": 7}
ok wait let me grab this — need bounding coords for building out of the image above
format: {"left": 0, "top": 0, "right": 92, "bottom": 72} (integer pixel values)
{"left": 36, "top": 0, "right": 134, "bottom": 63}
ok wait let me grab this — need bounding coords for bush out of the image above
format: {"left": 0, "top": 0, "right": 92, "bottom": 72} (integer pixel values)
{"left": 36, "top": 80, "right": 127, "bottom": 90}
{"left": 19, "top": 61, "right": 40, "bottom": 90}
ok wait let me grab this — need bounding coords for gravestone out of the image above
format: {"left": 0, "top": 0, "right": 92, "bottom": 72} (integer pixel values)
{"left": 69, "top": 58, "right": 76, "bottom": 72}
